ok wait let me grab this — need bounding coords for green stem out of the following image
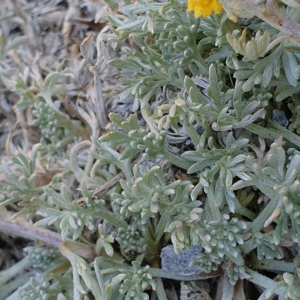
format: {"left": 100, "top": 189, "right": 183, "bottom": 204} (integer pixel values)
{"left": 57, "top": 135, "right": 75, "bottom": 148}
{"left": 191, "top": 39, "right": 209, "bottom": 76}
{"left": 155, "top": 212, "right": 169, "bottom": 243}
{"left": 162, "top": 150, "right": 193, "bottom": 170}
{"left": 251, "top": 257, "right": 296, "bottom": 273}
{"left": 162, "top": 232, "right": 172, "bottom": 247}
{"left": 249, "top": 184, "right": 279, "bottom": 233}
{"left": 245, "top": 123, "right": 278, "bottom": 141}
{"left": 154, "top": 278, "right": 168, "bottom": 300}
{"left": 193, "top": 56, "right": 209, "bottom": 77}
{"left": 207, "top": 184, "right": 221, "bottom": 222}
{"left": 94, "top": 258, "right": 106, "bottom": 299}
{"left": 245, "top": 267, "right": 286, "bottom": 297}
{"left": 41, "top": 93, "right": 68, "bottom": 117}
{"left": 0, "top": 274, "right": 31, "bottom": 300}
{"left": 245, "top": 122, "right": 296, "bottom": 149}
{"left": 267, "top": 120, "right": 300, "bottom": 148}
{"left": 122, "top": 158, "right": 133, "bottom": 182}
{"left": 83, "top": 209, "right": 127, "bottom": 229}
{"left": 78, "top": 236, "right": 94, "bottom": 247}
{"left": 142, "top": 221, "right": 156, "bottom": 249}
{"left": 183, "top": 122, "right": 200, "bottom": 147}
{"left": 149, "top": 268, "right": 221, "bottom": 280}
{"left": 0, "top": 256, "right": 32, "bottom": 287}
{"left": 240, "top": 240, "right": 257, "bottom": 255}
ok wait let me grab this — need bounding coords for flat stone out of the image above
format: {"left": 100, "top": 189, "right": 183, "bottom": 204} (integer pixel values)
{"left": 160, "top": 244, "right": 203, "bottom": 276}
{"left": 272, "top": 110, "right": 289, "bottom": 128}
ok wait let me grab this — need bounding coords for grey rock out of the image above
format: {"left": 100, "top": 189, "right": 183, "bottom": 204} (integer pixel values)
{"left": 272, "top": 109, "right": 289, "bottom": 128}
{"left": 160, "top": 245, "right": 203, "bottom": 276}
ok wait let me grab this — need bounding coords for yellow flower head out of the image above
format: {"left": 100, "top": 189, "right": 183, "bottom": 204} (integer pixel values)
{"left": 187, "top": 0, "right": 223, "bottom": 18}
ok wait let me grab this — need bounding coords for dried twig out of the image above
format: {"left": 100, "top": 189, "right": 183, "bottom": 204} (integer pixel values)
{"left": 76, "top": 171, "right": 125, "bottom": 204}
{"left": 0, "top": 216, "right": 96, "bottom": 260}
{"left": 231, "top": 0, "right": 300, "bottom": 46}
{"left": 93, "top": 171, "right": 125, "bottom": 199}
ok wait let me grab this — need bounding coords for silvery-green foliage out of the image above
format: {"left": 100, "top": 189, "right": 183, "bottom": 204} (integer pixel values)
{"left": 33, "top": 102, "right": 64, "bottom": 138}
{"left": 34, "top": 184, "right": 95, "bottom": 240}
{"left": 4, "top": 0, "right": 300, "bottom": 297}
{"left": 100, "top": 113, "right": 167, "bottom": 161}
{"left": 252, "top": 232, "right": 282, "bottom": 260}
{"left": 226, "top": 29, "right": 271, "bottom": 60}
{"left": 192, "top": 215, "right": 247, "bottom": 272}
{"left": 233, "top": 136, "right": 300, "bottom": 243}
{"left": 183, "top": 67, "right": 267, "bottom": 131}
{"left": 267, "top": 272, "right": 300, "bottom": 300}
{"left": 183, "top": 132, "right": 252, "bottom": 215}
{"left": 118, "top": 264, "right": 155, "bottom": 300}
{"left": 60, "top": 243, "right": 104, "bottom": 300}
{"left": 38, "top": 136, "right": 69, "bottom": 166}
{"left": 156, "top": 65, "right": 267, "bottom": 144}
{"left": 32, "top": 102, "right": 82, "bottom": 141}
{"left": 16, "top": 274, "right": 70, "bottom": 300}
{"left": 111, "top": 165, "right": 202, "bottom": 252}
{"left": 112, "top": 226, "right": 147, "bottom": 254}
{"left": 0, "top": 144, "right": 45, "bottom": 218}
{"left": 101, "top": 0, "right": 242, "bottom": 107}
{"left": 24, "top": 246, "right": 63, "bottom": 269}
{"left": 225, "top": 260, "right": 249, "bottom": 285}
{"left": 110, "top": 164, "right": 178, "bottom": 220}
{"left": 96, "top": 255, "right": 155, "bottom": 300}
{"left": 96, "top": 224, "right": 115, "bottom": 257}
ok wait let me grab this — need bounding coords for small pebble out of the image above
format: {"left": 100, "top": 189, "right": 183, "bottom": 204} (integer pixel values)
{"left": 272, "top": 110, "right": 289, "bottom": 127}
{"left": 160, "top": 244, "right": 203, "bottom": 276}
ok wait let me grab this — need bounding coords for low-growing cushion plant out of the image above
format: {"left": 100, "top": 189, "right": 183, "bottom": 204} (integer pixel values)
{"left": 1, "top": 0, "right": 300, "bottom": 299}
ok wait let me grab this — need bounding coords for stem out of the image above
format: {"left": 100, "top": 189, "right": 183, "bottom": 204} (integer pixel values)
{"left": 155, "top": 211, "right": 169, "bottom": 243}
{"left": 142, "top": 222, "right": 156, "bottom": 249}
{"left": 246, "top": 122, "right": 295, "bottom": 149}
{"left": 94, "top": 258, "right": 106, "bottom": 298}
{"left": 162, "top": 150, "right": 193, "bottom": 170}
{"left": 122, "top": 158, "right": 133, "bottom": 181}
{"left": 150, "top": 290, "right": 157, "bottom": 300}
{"left": 183, "top": 122, "right": 200, "bottom": 147}
{"left": 190, "top": 38, "right": 209, "bottom": 76}
{"left": 249, "top": 184, "right": 279, "bottom": 233}
{"left": 245, "top": 267, "right": 286, "bottom": 297}
{"left": 207, "top": 184, "right": 221, "bottom": 222}
{"left": 70, "top": 141, "right": 93, "bottom": 184}
{"left": 0, "top": 274, "right": 31, "bottom": 300}
{"left": 0, "top": 256, "right": 32, "bottom": 287}
{"left": 84, "top": 144, "right": 98, "bottom": 177}
{"left": 92, "top": 171, "right": 125, "bottom": 199}
{"left": 83, "top": 209, "right": 127, "bottom": 229}
{"left": 267, "top": 120, "right": 300, "bottom": 148}
{"left": 0, "top": 216, "right": 95, "bottom": 259}
{"left": 240, "top": 239, "right": 257, "bottom": 255}
{"left": 154, "top": 278, "right": 168, "bottom": 300}
{"left": 93, "top": 69, "right": 108, "bottom": 129}
{"left": 149, "top": 267, "right": 222, "bottom": 280}
{"left": 162, "top": 232, "right": 172, "bottom": 247}
{"left": 245, "top": 123, "right": 278, "bottom": 141}
{"left": 78, "top": 236, "right": 95, "bottom": 247}
{"left": 250, "top": 257, "right": 296, "bottom": 273}
{"left": 243, "top": 0, "right": 300, "bottom": 47}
